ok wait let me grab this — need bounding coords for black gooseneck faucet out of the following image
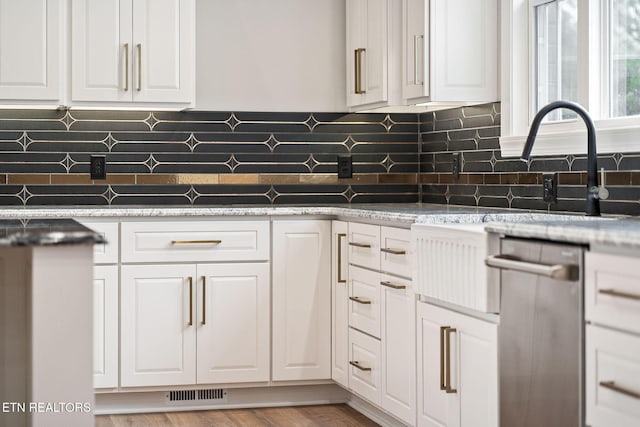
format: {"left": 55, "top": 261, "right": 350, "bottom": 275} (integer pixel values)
{"left": 521, "top": 100, "right": 606, "bottom": 216}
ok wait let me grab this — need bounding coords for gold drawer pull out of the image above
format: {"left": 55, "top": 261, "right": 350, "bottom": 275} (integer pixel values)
{"left": 599, "top": 381, "right": 640, "bottom": 399}
{"left": 349, "top": 296, "right": 372, "bottom": 305}
{"left": 439, "top": 326, "right": 448, "bottom": 391}
{"left": 349, "top": 360, "right": 371, "bottom": 371}
{"left": 380, "top": 281, "right": 406, "bottom": 290}
{"left": 337, "top": 233, "right": 347, "bottom": 283}
{"left": 445, "top": 327, "right": 457, "bottom": 394}
{"left": 349, "top": 242, "right": 371, "bottom": 248}
{"left": 171, "top": 240, "right": 222, "bottom": 245}
{"left": 188, "top": 277, "right": 193, "bottom": 326}
{"left": 599, "top": 289, "right": 640, "bottom": 301}
{"left": 380, "top": 248, "right": 406, "bottom": 255}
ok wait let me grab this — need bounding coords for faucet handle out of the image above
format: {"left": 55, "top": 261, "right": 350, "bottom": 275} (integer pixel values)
{"left": 597, "top": 167, "right": 610, "bottom": 200}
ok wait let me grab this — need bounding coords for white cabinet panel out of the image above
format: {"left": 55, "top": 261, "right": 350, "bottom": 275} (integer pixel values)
{"left": 417, "top": 301, "right": 498, "bottom": 427}
{"left": 349, "top": 266, "right": 381, "bottom": 339}
{"left": 349, "top": 328, "right": 381, "bottom": 405}
{"left": 402, "top": 0, "right": 427, "bottom": 100}
{"left": 587, "top": 324, "right": 640, "bottom": 427}
{"left": 380, "top": 226, "right": 412, "bottom": 278}
{"left": 272, "top": 220, "right": 331, "bottom": 381}
{"left": 332, "top": 220, "right": 350, "bottom": 388}
{"left": 348, "top": 222, "right": 381, "bottom": 270}
{"left": 93, "top": 265, "right": 118, "bottom": 389}
{"left": 196, "top": 263, "right": 269, "bottom": 384}
{"left": 380, "top": 274, "right": 415, "bottom": 425}
{"left": 78, "top": 220, "right": 119, "bottom": 264}
{"left": 0, "top": 0, "right": 61, "bottom": 101}
{"left": 121, "top": 264, "right": 196, "bottom": 387}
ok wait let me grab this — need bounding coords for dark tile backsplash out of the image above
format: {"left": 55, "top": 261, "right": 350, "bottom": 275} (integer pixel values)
{"left": 420, "top": 102, "right": 640, "bottom": 215}
{"left": 0, "top": 109, "right": 419, "bottom": 206}
{"left": 2, "top": 103, "right": 640, "bottom": 214}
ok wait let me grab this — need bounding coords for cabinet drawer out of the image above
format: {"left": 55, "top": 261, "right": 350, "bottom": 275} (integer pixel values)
{"left": 349, "top": 266, "right": 381, "bottom": 339}
{"left": 77, "top": 220, "right": 119, "bottom": 264}
{"left": 586, "top": 325, "right": 640, "bottom": 427}
{"left": 121, "top": 220, "right": 270, "bottom": 263}
{"left": 349, "top": 328, "right": 381, "bottom": 406}
{"left": 586, "top": 252, "right": 640, "bottom": 334}
{"left": 348, "top": 222, "right": 380, "bottom": 270}
{"left": 380, "top": 226, "right": 412, "bottom": 278}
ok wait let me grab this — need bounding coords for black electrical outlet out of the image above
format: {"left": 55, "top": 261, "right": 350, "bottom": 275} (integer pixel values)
{"left": 452, "top": 152, "right": 461, "bottom": 179}
{"left": 543, "top": 173, "right": 558, "bottom": 204}
{"left": 90, "top": 155, "right": 107, "bottom": 180}
{"left": 337, "top": 155, "right": 353, "bottom": 178}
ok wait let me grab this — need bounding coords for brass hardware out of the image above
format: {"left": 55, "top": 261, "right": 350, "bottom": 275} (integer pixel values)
{"left": 171, "top": 240, "right": 222, "bottom": 245}
{"left": 124, "top": 43, "right": 129, "bottom": 91}
{"left": 349, "top": 242, "right": 372, "bottom": 249}
{"left": 349, "top": 296, "right": 372, "bottom": 305}
{"left": 201, "top": 276, "right": 206, "bottom": 325}
{"left": 354, "top": 48, "right": 366, "bottom": 94}
{"left": 188, "top": 277, "right": 193, "bottom": 326}
{"left": 338, "top": 233, "right": 347, "bottom": 283}
{"left": 380, "top": 247, "right": 406, "bottom": 255}
{"left": 598, "top": 289, "right": 640, "bottom": 301}
{"left": 485, "top": 254, "right": 579, "bottom": 281}
{"left": 599, "top": 381, "right": 640, "bottom": 399}
{"left": 349, "top": 360, "right": 372, "bottom": 372}
{"left": 380, "top": 280, "right": 406, "bottom": 290}
{"left": 136, "top": 43, "right": 142, "bottom": 91}
{"left": 445, "top": 327, "right": 457, "bottom": 393}
{"left": 414, "top": 35, "right": 421, "bottom": 84}
{"left": 440, "top": 326, "right": 448, "bottom": 391}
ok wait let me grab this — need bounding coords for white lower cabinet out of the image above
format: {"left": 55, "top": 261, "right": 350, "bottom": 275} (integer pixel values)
{"left": 121, "top": 263, "right": 269, "bottom": 387}
{"left": 417, "top": 301, "right": 498, "bottom": 427}
{"left": 349, "top": 328, "right": 382, "bottom": 405}
{"left": 272, "top": 220, "right": 331, "bottom": 381}
{"left": 93, "top": 265, "right": 119, "bottom": 389}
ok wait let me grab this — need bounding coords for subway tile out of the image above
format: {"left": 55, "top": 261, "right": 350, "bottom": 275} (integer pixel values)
{"left": 434, "top": 109, "right": 463, "bottom": 121}
{"left": 8, "top": 174, "right": 50, "bottom": 184}
{"left": 477, "top": 197, "right": 509, "bottom": 208}
{"left": 462, "top": 104, "right": 495, "bottom": 117}
{"left": 378, "top": 174, "right": 417, "bottom": 184}
{"left": 433, "top": 118, "right": 463, "bottom": 131}
{"left": 449, "top": 195, "right": 479, "bottom": 206}
{"left": 461, "top": 115, "right": 494, "bottom": 128}
{"left": 448, "top": 139, "right": 477, "bottom": 151}
{"left": 258, "top": 174, "right": 300, "bottom": 185}
{"left": 219, "top": 174, "right": 259, "bottom": 184}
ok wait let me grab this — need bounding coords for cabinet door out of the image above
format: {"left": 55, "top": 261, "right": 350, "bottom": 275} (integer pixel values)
{"left": 272, "top": 220, "right": 331, "bottom": 381}
{"left": 93, "top": 265, "right": 119, "bottom": 389}
{"left": 381, "top": 275, "right": 416, "bottom": 425}
{"left": 121, "top": 264, "right": 196, "bottom": 387}
{"left": 196, "top": 263, "right": 270, "bottom": 384}
{"left": 417, "top": 302, "right": 498, "bottom": 427}
{"left": 131, "top": 0, "right": 194, "bottom": 103}
{"left": 430, "top": 0, "right": 498, "bottom": 102}
{"left": 0, "top": 0, "right": 62, "bottom": 101}
{"left": 346, "top": 0, "right": 388, "bottom": 108}
{"left": 72, "top": 0, "right": 133, "bottom": 102}
{"left": 402, "top": 0, "right": 427, "bottom": 100}
{"left": 332, "top": 220, "right": 350, "bottom": 388}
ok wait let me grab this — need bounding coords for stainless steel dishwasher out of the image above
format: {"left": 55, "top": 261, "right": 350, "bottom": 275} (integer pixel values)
{"left": 486, "top": 237, "right": 584, "bottom": 427}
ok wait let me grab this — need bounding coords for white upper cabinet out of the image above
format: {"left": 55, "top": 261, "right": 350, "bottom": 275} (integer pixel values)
{"left": 346, "top": 0, "right": 389, "bottom": 108}
{"left": 72, "top": 0, "right": 194, "bottom": 106}
{"left": 0, "top": 0, "right": 62, "bottom": 102}
{"left": 403, "top": 0, "right": 498, "bottom": 104}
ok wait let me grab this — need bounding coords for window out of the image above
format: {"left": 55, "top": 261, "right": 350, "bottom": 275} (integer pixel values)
{"left": 500, "top": 0, "right": 640, "bottom": 156}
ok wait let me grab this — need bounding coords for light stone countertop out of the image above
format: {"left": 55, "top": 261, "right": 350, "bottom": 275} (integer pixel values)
{"left": 0, "top": 203, "right": 637, "bottom": 249}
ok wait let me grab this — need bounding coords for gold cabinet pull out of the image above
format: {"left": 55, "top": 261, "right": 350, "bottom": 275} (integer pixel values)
{"left": 349, "top": 242, "right": 371, "bottom": 249}
{"left": 380, "top": 247, "right": 406, "bottom": 255}
{"left": 598, "top": 289, "right": 640, "bottom": 301}
{"left": 171, "top": 240, "right": 222, "bottom": 245}
{"left": 188, "top": 277, "right": 193, "bottom": 326}
{"left": 349, "top": 296, "right": 372, "bottom": 305}
{"left": 380, "top": 280, "right": 406, "bottom": 290}
{"left": 337, "top": 233, "right": 347, "bottom": 283}
{"left": 439, "top": 326, "right": 448, "bottom": 390}
{"left": 354, "top": 48, "right": 366, "bottom": 94}
{"left": 349, "top": 360, "right": 372, "bottom": 372}
{"left": 445, "top": 327, "right": 457, "bottom": 394}
{"left": 201, "top": 276, "right": 206, "bottom": 325}
{"left": 414, "top": 35, "right": 424, "bottom": 85}
{"left": 136, "top": 43, "right": 142, "bottom": 91}
{"left": 123, "top": 43, "right": 129, "bottom": 91}
{"left": 599, "top": 381, "right": 640, "bottom": 399}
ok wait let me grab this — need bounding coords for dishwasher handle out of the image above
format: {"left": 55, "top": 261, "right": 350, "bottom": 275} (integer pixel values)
{"left": 485, "top": 254, "right": 579, "bottom": 281}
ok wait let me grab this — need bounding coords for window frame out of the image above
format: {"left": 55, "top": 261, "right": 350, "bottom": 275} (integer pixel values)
{"left": 500, "top": 0, "right": 640, "bottom": 157}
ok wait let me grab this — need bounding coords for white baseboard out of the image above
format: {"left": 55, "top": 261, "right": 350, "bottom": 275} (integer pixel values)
{"left": 347, "top": 395, "right": 409, "bottom": 427}
{"left": 95, "top": 384, "right": 350, "bottom": 415}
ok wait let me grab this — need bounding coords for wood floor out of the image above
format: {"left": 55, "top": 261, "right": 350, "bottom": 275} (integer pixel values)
{"left": 95, "top": 404, "right": 380, "bottom": 426}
